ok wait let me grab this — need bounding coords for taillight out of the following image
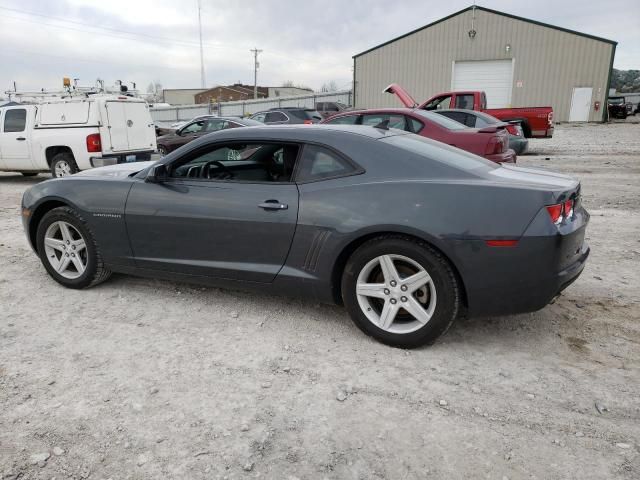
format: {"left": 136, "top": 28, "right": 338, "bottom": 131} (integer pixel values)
{"left": 303, "top": 120, "right": 313, "bottom": 125}
{"left": 86, "top": 133, "right": 102, "bottom": 153}
{"left": 485, "top": 136, "right": 504, "bottom": 155}
{"left": 505, "top": 124, "right": 519, "bottom": 136}
{"left": 546, "top": 198, "right": 574, "bottom": 225}
{"left": 546, "top": 204, "right": 563, "bottom": 225}
{"left": 563, "top": 199, "right": 574, "bottom": 218}
{"left": 547, "top": 111, "right": 554, "bottom": 126}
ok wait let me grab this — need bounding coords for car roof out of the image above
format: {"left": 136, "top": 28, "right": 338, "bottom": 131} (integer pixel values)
{"left": 436, "top": 109, "right": 500, "bottom": 123}
{"left": 190, "top": 124, "right": 410, "bottom": 143}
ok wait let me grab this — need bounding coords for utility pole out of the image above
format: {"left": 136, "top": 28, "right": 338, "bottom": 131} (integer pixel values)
{"left": 198, "top": 0, "right": 206, "bottom": 88}
{"left": 250, "top": 47, "right": 262, "bottom": 99}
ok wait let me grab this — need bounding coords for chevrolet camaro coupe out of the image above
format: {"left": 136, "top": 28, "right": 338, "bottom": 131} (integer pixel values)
{"left": 21, "top": 125, "right": 589, "bottom": 348}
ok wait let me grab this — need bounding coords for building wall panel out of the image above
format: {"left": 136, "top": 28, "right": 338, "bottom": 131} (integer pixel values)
{"left": 354, "top": 8, "right": 614, "bottom": 122}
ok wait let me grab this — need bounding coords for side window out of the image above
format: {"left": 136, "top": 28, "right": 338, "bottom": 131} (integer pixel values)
{"left": 170, "top": 142, "right": 299, "bottom": 183}
{"left": 252, "top": 112, "right": 266, "bottom": 123}
{"left": 406, "top": 117, "right": 424, "bottom": 133}
{"left": 296, "top": 145, "right": 357, "bottom": 182}
{"left": 423, "top": 95, "right": 451, "bottom": 110}
{"left": 325, "top": 114, "right": 359, "bottom": 125}
{"left": 362, "top": 114, "right": 406, "bottom": 130}
{"left": 181, "top": 121, "right": 206, "bottom": 134}
{"left": 4, "top": 109, "right": 27, "bottom": 132}
{"left": 264, "top": 111, "right": 288, "bottom": 123}
{"left": 454, "top": 94, "right": 475, "bottom": 110}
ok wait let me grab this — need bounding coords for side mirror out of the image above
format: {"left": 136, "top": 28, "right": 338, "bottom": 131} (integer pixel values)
{"left": 146, "top": 163, "right": 168, "bottom": 183}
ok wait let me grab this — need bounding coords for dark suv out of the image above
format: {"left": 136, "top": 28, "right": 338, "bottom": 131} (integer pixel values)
{"left": 316, "top": 101, "right": 349, "bottom": 118}
{"left": 250, "top": 107, "right": 322, "bottom": 125}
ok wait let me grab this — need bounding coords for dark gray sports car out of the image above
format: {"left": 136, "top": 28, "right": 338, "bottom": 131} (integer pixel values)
{"left": 21, "top": 125, "right": 589, "bottom": 348}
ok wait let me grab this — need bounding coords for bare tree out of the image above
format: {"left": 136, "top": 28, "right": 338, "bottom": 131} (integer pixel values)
{"left": 320, "top": 80, "right": 339, "bottom": 92}
{"left": 146, "top": 81, "right": 163, "bottom": 103}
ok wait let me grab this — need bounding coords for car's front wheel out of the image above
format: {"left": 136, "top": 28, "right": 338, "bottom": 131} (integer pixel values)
{"left": 158, "top": 145, "right": 168, "bottom": 156}
{"left": 36, "top": 207, "right": 111, "bottom": 289}
{"left": 342, "top": 236, "right": 460, "bottom": 348}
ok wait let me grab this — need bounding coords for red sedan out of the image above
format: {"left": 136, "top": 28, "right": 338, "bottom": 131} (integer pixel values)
{"left": 321, "top": 108, "right": 516, "bottom": 163}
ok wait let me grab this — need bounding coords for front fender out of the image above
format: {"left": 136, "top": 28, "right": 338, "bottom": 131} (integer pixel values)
{"left": 22, "top": 177, "right": 136, "bottom": 266}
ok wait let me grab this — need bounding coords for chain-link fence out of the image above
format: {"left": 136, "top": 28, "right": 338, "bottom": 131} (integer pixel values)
{"left": 150, "top": 90, "right": 352, "bottom": 126}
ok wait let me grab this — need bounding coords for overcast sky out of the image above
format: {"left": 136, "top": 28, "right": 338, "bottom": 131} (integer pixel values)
{"left": 0, "top": 0, "right": 638, "bottom": 94}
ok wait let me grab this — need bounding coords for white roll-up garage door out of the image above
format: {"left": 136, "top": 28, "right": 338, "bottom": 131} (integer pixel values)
{"left": 452, "top": 60, "right": 514, "bottom": 108}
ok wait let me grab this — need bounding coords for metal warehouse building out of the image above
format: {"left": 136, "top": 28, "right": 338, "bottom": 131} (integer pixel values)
{"left": 353, "top": 6, "right": 617, "bottom": 122}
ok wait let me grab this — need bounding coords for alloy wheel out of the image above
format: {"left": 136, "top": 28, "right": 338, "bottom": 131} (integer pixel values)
{"left": 43, "top": 221, "right": 88, "bottom": 279}
{"left": 356, "top": 254, "right": 437, "bottom": 334}
{"left": 54, "top": 161, "right": 72, "bottom": 177}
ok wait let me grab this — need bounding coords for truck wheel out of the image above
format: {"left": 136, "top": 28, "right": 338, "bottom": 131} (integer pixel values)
{"left": 51, "top": 153, "right": 79, "bottom": 178}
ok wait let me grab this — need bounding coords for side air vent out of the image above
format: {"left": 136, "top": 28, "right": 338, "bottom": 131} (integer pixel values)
{"left": 303, "top": 230, "right": 331, "bottom": 272}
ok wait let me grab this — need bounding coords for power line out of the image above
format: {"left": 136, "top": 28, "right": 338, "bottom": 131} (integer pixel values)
{"left": 0, "top": 5, "right": 239, "bottom": 51}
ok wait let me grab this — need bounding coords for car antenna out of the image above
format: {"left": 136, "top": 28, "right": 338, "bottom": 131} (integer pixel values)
{"left": 373, "top": 119, "right": 390, "bottom": 130}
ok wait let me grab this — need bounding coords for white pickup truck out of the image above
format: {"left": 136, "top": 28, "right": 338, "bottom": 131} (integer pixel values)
{"left": 0, "top": 95, "right": 157, "bottom": 177}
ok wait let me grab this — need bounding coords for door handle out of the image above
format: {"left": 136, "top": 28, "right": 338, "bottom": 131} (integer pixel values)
{"left": 258, "top": 200, "right": 288, "bottom": 210}
{"left": 16, "top": 137, "right": 26, "bottom": 141}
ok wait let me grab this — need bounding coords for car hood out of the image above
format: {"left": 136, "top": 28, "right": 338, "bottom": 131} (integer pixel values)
{"left": 489, "top": 164, "right": 578, "bottom": 190}
{"left": 75, "top": 161, "right": 155, "bottom": 178}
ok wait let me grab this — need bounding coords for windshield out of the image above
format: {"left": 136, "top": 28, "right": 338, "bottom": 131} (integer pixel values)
{"left": 381, "top": 133, "right": 498, "bottom": 171}
{"left": 413, "top": 110, "right": 468, "bottom": 130}
{"left": 608, "top": 97, "right": 624, "bottom": 104}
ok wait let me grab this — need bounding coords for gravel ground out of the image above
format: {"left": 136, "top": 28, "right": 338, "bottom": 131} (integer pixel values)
{"left": 1, "top": 122, "right": 639, "bottom": 480}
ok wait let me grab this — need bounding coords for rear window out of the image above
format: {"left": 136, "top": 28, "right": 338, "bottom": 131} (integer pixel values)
{"left": 3, "top": 109, "right": 26, "bottom": 132}
{"left": 413, "top": 110, "right": 468, "bottom": 130}
{"left": 381, "top": 134, "right": 498, "bottom": 171}
{"left": 324, "top": 114, "right": 359, "bottom": 125}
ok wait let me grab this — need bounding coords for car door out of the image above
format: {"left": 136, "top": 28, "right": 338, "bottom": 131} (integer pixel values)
{"left": 124, "top": 141, "right": 300, "bottom": 283}
{"left": 0, "top": 107, "right": 32, "bottom": 170}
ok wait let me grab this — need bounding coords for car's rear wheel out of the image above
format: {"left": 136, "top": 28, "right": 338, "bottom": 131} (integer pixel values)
{"left": 342, "top": 236, "right": 460, "bottom": 348}
{"left": 50, "top": 153, "right": 79, "bottom": 178}
{"left": 36, "top": 207, "right": 111, "bottom": 289}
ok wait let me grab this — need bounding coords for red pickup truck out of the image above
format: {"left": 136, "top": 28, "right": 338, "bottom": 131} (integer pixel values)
{"left": 385, "top": 84, "right": 554, "bottom": 138}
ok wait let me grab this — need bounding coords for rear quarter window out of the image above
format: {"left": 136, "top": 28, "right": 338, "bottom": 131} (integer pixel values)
{"left": 382, "top": 134, "right": 498, "bottom": 171}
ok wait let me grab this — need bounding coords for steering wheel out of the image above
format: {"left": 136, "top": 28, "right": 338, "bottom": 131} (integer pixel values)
{"left": 200, "top": 160, "right": 234, "bottom": 179}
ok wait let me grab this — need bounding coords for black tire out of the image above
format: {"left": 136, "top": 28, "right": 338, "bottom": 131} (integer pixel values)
{"left": 21, "top": 172, "right": 39, "bottom": 177}
{"left": 50, "top": 152, "right": 79, "bottom": 178}
{"left": 158, "top": 145, "right": 168, "bottom": 156}
{"left": 341, "top": 235, "right": 460, "bottom": 349}
{"left": 36, "top": 206, "right": 111, "bottom": 289}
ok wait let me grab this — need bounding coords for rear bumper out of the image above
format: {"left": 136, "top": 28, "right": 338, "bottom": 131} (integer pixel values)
{"left": 459, "top": 206, "right": 590, "bottom": 317}
{"left": 531, "top": 126, "right": 554, "bottom": 138}
{"left": 508, "top": 137, "right": 528, "bottom": 155}
{"left": 487, "top": 149, "right": 516, "bottom": 164}
{"left": 90, "top": 150, "right": 153, "bottom": 168}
